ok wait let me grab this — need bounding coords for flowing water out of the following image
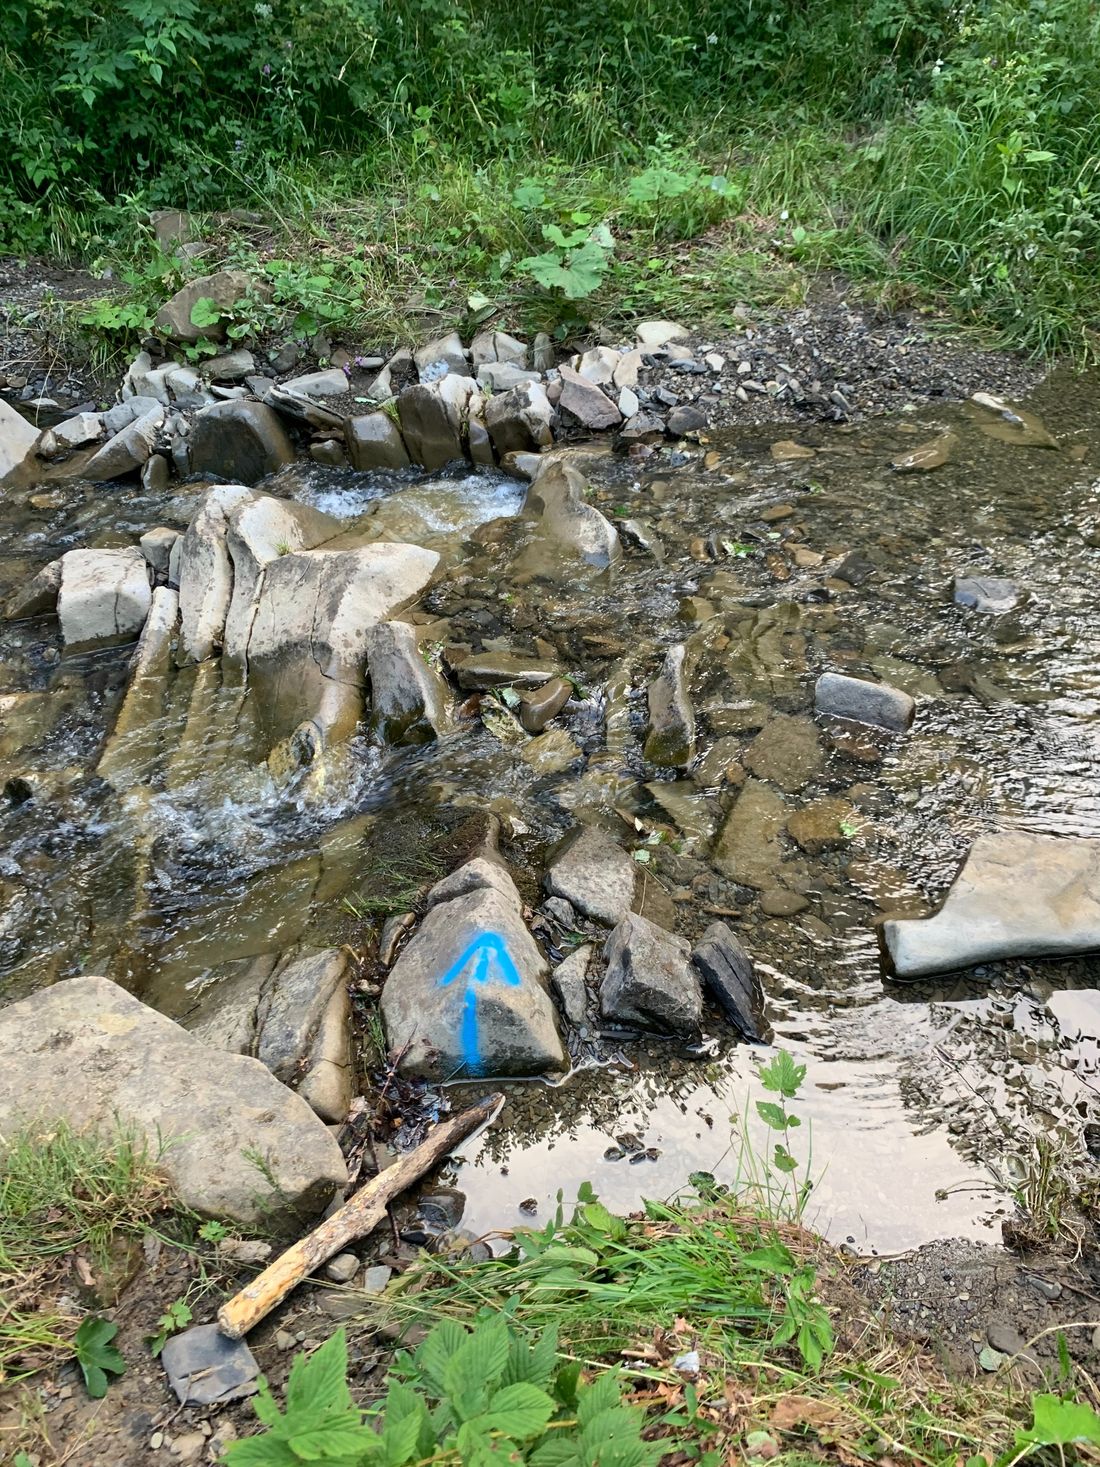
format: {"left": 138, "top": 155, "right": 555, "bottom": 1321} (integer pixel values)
{"left": 3, "top": 370, "right": 1100, "bottom": 1255}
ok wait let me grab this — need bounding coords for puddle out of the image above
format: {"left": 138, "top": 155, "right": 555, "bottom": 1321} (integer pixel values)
{"left": 2, "top": 373, "right": 1100, "bottom": 1252}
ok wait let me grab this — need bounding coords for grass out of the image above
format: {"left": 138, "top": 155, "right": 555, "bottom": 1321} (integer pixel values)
{"left": 342, "top": 851, "right": 444, "bottom": 920}
{"left": 0, "top": 1120, "right": 181, "bottom": 1384}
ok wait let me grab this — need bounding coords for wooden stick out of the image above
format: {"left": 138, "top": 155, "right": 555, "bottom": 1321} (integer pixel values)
{"left": 217, "top": 1092, "right": 503, "bottom": 1339}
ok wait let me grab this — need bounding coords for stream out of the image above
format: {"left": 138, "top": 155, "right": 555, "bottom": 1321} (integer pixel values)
{"left": 2, "top": 368, "right": 1099, "bottom": 1255}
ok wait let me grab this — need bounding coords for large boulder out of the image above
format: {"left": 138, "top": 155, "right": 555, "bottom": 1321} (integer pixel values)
{"left": 883, "top": 831, "right": 1100, "bottom": 979}
{"left": 545, "top": 826, "right": 636, "bottom": 926}
{"left": 176, "top": 484, "right": 254, "bottom": 662}
{"left": 244, "top": 543, "right": 440, "bottom": 744}
{"left": 57, "top": 547, "right": 152, "bottom": 651}
{"left": 398, "top": 378, "right": 475, "bottom": 470}
{"left": 0, "top": 399, "right": 40, "bottom": 483}
{"left": 381, "top": 861, "right": 565, "bottom": 1079}
{"left": 414, "top": 331, "right": 471, "bottom": 382}
{"left": 83, "top": 404, "right": 164, "bottom": 482}
{"left": 97, "top": 586, "right": 179, "bottom": 785}
{"left": 189, "top": 401, "right": 296, "bottom": 485}
{"left": 600, "top": 912, "right": 701, "bottom": 1035}
{"left": 365, "top": 620, "right": 449, "bottom": 744}
{"left": 154, "top": 270, "right": 261, "bottom": 343}
{"left": 346, "top": 411, "right": 411, "bottom": 470}
{"left": 0, "top": 976, "right": 347, "bottom": 1226}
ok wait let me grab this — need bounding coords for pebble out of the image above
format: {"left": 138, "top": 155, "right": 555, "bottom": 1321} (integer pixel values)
{"left": 760, "top": 888, "right": 808, "bottom": 917}
{"left": 986, "top": 1320, "right": 1025, "bottom": 1356}
{"left": 275, "top": 1329, "right": 297, "bottom": 1351}
{"left": 151, "top": 1432, "right": 165, "bottom": 1450}
{"left": 1026, "top": 1275, "right": 1062, "bottom": 1301}
{"left": 324, "top": 1252, "right": 360, "bottom": 1283}
{"left": 362, "top": 1264, "right": 394, "bottom": 1294}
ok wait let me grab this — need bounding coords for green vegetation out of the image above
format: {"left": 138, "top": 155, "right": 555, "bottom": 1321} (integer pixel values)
{"left": 2, "top": 0, "right": 1099, "bottom": 354}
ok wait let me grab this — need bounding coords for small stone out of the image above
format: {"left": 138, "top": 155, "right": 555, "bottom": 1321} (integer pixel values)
{"left": 667, "top": 404, "right": 707, "bottom": 436}
{"left": 275, "top": 1330, "right": 296, "bottom": 1351}
{"left": 759, "top": 888, "right": 808, "bottom": 917}
{"left": 644, "top": 643, "right": 695, "bottom": 770}
{"left": 787, "top": 798, "right": 855, "bottom": 855}
{"left": 151, "top": 1432, "right": 165, "bottom": 1450}
{"left": 953, "top": 575, "right": 1021, "bottom": 614}
{"left": 986, "top": 1321, "right": 1025, "bottom": 1357}
{"left": 518, "top": 676, "right": 571, "bottom": 733}
{"left": 635, "top": 320, "right": 690, "bottom": 349}
{"left": 815, "top": 672, "right": 914, "bottom": 733}
{"left": 601, "top": 912, "right": 702, "bottom": 1035}
{"left": 552, "top": 944, "right": 592, "bottom": 1025}
{"left": 760, "top": 504, "right": 795, "bottom": 522}
{"left": 770, "top": 439, "right": 815, "bottom": 462}
{"left": 161, "top": 1323, "right": 260, "bottom": 1406}
{"left": 618, "top": 386, "right": 640, "bottom": 418}
{"left": 325, "top": 1252, "right": 360, "bottom": 1283}
{"left": 362, "top": 1264, "right": 393, "bottom": 1295}
{"left": 1026, "top": 1275, "right": 1062, "bottom": 1301}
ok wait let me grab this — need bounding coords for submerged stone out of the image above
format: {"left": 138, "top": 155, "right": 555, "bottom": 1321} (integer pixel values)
{"left": 884, "top": 831, "right": 1100, "bottom": 979}
{"left": 743, "top": 713, "right": 822, "bottom": 792}
{"left": 518, "top": 461, "right": 620, "bottom": 574}
{"left": 644, "top": 643, "right": 696, "bottom": 770}
{"left": 952, "top": 575, "right": 1021, "bottom": 614}
{"left": 814, "top": 672, "right": 914, "bottom": 733}
{"left": 712, "top": 778, "right": 789, "bottom": 891}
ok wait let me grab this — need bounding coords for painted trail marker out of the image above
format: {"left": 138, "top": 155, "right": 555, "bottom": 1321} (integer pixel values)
{"left": 438, "top": 931, "right": 522, "bottom": 1074}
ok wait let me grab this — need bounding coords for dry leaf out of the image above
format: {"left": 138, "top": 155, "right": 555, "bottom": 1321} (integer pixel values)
{"left": 769, "top": 1395, "right": 842, "bottom": 1433}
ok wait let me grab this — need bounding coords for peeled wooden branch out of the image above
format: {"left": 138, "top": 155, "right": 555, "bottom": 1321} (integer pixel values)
{"left": 217, "top": 1092, "right": 503, "bottom": 1339}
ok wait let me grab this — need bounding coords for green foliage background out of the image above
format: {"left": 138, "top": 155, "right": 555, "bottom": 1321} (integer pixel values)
{"left": 2, "top": 0, "right": 1099, "bottom": 351}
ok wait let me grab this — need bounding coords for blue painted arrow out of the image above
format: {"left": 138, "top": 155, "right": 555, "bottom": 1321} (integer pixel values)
{"left": 437, "top": 930, "right": 522, "bottom": 1074}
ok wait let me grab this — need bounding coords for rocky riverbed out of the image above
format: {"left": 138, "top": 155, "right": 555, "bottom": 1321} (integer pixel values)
{"left": 1, "top": 277, "right": 1100, "bottom": 1460}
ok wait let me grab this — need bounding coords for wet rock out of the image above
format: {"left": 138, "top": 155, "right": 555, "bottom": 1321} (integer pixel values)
{"left": 644, "top": 644, "right": 696, "bottom": 769}
{"left": 786, "top": 797, "right": 854, "bottom": 854}
{"left": 398, "top": 377, "right": 475, "bottom": 471}
{"left": 814, "top": 672, "right": 915, "bottom": 733}
{"left": 519, "top": 676, "right": 571, "bottom": 733}
{"left": 635, "top": 320, "right": 690, "bottom": 349}
{"left": 667, "top": 404, "right": 707, "bottom": 436}
{"left": 759, "top": 888, "right": 807, "bottom": 917}
{"left": 415, "top": 331, "right": 470, "bottom": 382}
{"left": 189, "top": 400, "right": 296, "bottom": 485}
{"left": 255, "top": 948, "right": 352, "bottom": 1124}
{"left": 466, "top": 392, "right": 495, "bottom": 466}
{"left": 57, "top": 547, "right": 152, "bottom": 651}
{"left": 379, "top": 912, "right": 415, "bottom": 965}
{"left": 484, "top": 381, "right": 554, "bottom": 455}
{"left": 139, "top": 526, "right": 180, "bottom": 577}
{"left": 427, "top": 857, "right": 514, "bottom": 910}
{"left": 952, "top": 575, "right": 1021, "bottom": 614}
{"left": 691, "top": 922, "right": 764, "bottom": 1040}
{"left": 557, "top": 365, "right": 621, "bottom": 430}
{"left": 176, "top": 483, "right": 254, "bottom": 662}
{"left": 0, "top": 976, "right": 346, "bottom": 1225}
{"left": 450, "top": 650, "right": 561, "bottom": 691}
{"left": 884, "top": 831, "right": 1100, "bottom": 979}
{"left": 519, "top": 461, "right": 621, "bottom": 572}
{"left": 366, "top": 620, "right": 449, "bottom": 744}
{"left": 545, "top": 826, "right": 637, "bottom": 927}
{"left": 770, "top": 439, "right": 815, "bottom": 462}
{"left": 712, "top": 778, "right": 789, "bottom": 890}
{"left": 891, "top": 431, "right": 957, "bottom": 472}
{"left": 97, "top": 586, "right": 180, "bottom": 785}
{"left": 161, "top": 1324, "right": 259, "bottom": 1407}
{"left": 84, "top": 404, "right": 164, "bottom": 481}
{"left": 142, "top": 451, "right": 171, "bottom": 491}
{"left": 311, "top": 440, "right": 347, "bottom": 468}
{"left": 345, "top": 411, "right": 412, "bottom": 470}
{"left": 520, "top": 727, "right": 580, "bottom": 773}
{"left": 246, "top": 543, "right": 440, "bottom": 746}
{"left": 743, "top": 714, "right": 823, "bottom": 793}
{"left": 552, "top": 944, "right": 592, "bottom": 1025}
{"left": 380, "top": 867, "right": 565, "bottom": 1079}
{"left": 619, "top": 411, "right": 666, "bottom": 442}
{"left": 154, "top": 270, "right": 261, "bottom": 343}
{"left": 600, "top": 912, "right": 701, "bottom": 1035}
{"left": 6, "top": 558, "right": 63, "bottom": 619}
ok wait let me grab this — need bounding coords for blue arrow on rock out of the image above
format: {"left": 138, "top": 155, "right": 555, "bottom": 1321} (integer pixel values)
{"left": 437, "top": 931, "right": 522, "bottom": 1074}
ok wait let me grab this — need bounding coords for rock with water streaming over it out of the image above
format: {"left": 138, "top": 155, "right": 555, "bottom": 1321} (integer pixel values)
{"left": 6, "top": 557, "right": 63, "bottom": 619}
{"left": 712, "top": 778, "right": 789, "bottom": 891}
{"left": 176, "top": 483, "right": 254, "bottom": 662}
{"left": 517, "top": 460, "right": 621, "bottom": 574}
{"left": 545, "top": 826, "right": 637, "bottom": 927}
{"left": 952, "top": 575, "right": 1021, "bottom": 615}
{"left": 57, "top": 546, "right": 152, "bottom": 651}
{"left": 381, "top": 862, "right": 565, "bottom": 1079}
{"left": 600, "top": 912, "right": 702, "bottom": 1035}
{"left": 883, "top": 831, "right": 1100, "bottom": 979}
{"left": 366, "top": 619, "right": 450, "bottom": 744}
{"left": 691, "top": 922, "right": 765, "bottom": 1041}
{"left": 644, "top": 643, "right": 696, "bottom": 770}
{"left": 0, "top": 975, "right": 347, "bottom": 1225}
{"left": 814, "top": 672, "right": 915, "bottom": 733}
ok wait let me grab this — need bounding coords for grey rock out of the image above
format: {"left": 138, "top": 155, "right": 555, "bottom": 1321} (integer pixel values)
{"left": 552, "top": 944, "right": 592, "bottom": 1024}
{"left": 282, "top": 368, "right": 348, "bottom": 397}
{"left": 255, "top": 948, "right": 351, "bottom": 1118}
{"left": 381, "top": 873, "right": 565, "bottom": 1079}
{"left": 546, "top": 826, "right": 636, "bottom": 926}
{"left": 573, "top": 347, "right": 619, "bottom": 386}
{"left": 613, "top": 350, "right": 643, "bottom": 388}
{"left": 176, "top": 483, "right": 254, "bottom": 662}
{"left": 450, "top": 650, "right": 561, "bottom": 691}
{"left": 264, "top": 383, "right": 344, "bottom": 430}
{"left": 366, "top": 619, "right": 449, "bottom": 744}
{"left": 543, "top": 896, "right": 576, "bottom": 928}
{"left": 601, "top": 912, "right": 701, "bottom": 1035}
{"left": 884, "top": 831, "right": 1100, "bottom": 979}
{"left": 398, "top": 377, "right": 475, "bottom": 471}
{"left": 189, "top": 400, "right": 296, "bottom": 485}
{"left": 691, "top": 922, "right": 764, "bottom": 1041}
{"left": 415, "top": 331, "right": 470, "bottom": 382}
{"left": 743, "top": 713, "right": 823, "bottom": 793}
{"left": 519, "top": 676, "right": 571, "bottom": 733}
{"left": 617, "top": 386, "right": 639, "bottom": 418}
{"left": 475, "top": 362, "right": 541, "bottom": 393}
{"left": 205, "top": 349, "right": 256, "bottom": 382}
{"left": 84, "top": 405, "right": 164, "bottom": 481}
{"left": 427, "top": 856, "right": 516, "bottom": 911}
{"left": 619, "top": 412, "right": 666, "bottom": 442}
{"left": 520, "top": 461, "right": 620, "bottom": 572}
{"left": 557, "top": 365, "right": 621, "bottom": 430}
{"left": 484, "top": 381, "right": 554, "bottom": 456}
{"left": 466, "top": 392, "right": 495, "bottom": 466}
{"left": 246, "top": 543, "right": 439, "bottom": 746}
{"left": 150, "top": 208, "right": 194, "bottom": 252}
{"left": 346, "top": 411, "right": 411, "bottom": 470}
{"left": 815, "top": 671, "right": 914, "bottom": 733}
{"left": 532, "top": 333, "right": 555, "bottom": 373}
{"left": 362, "top": 1264, "right": 393, "bottom": 1294}
{"left": 96, "top": 586, "right": 179, "bottom": 786}
{"left": 57, "top": 547, "right": 151, "bottom": 651}
{"left": 953, "top": 575, "right": 1021, "bottom": 614}
{"left": 471, "top": 330, "right": 528, "bottom": 368}
{"left": 102, "top": 397, "right": 160, "bottom": 436}
{"left": 0, "top": 976, "right": 347, "bottom": 1225}
{"left": 52, "top": 411, "right": 104, "bottom": 450}
{"left": 162, "top": 1324, "right": 259, "bottom": 1406}
{"left": 310, "top": 440, "right": 347, "bottom": 468}
{"left": 154, "top": 270, "right": 261, "bottom": 343}
{"left": 6, "top": 558, "right": 62, "bottom": 619}
{"left": 644, "top": 643, "right": 695, "bottom": 769}
{"left": 141, "top": 452, "right": 171, "bottom": 492}
{"left": 635, "top": 320, "right": 690, "bottom": 349}
{"left": 325, "top": 1252, "right": 360, "bottom": 1283}
{"left": 667, "top": 404, "right": 707, "bottom": 435}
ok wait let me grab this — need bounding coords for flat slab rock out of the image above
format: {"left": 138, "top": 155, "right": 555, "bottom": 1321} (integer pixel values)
{"left": 545, "top": 826, "right": 636, "bottom": 927}
{"left": 883, "top": 830, "right": 1100, "bottom": 978}
{"left": 0, "top": 976, "right": 347, "bottom": 1226}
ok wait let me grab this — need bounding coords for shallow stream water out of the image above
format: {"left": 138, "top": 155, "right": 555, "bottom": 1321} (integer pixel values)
{"left": 3, "top": 370, "right": 1099, "bottom": 1254}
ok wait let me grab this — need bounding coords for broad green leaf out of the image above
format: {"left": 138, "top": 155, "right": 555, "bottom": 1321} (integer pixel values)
{"left": 483, "top": 1381, "right": 556, "bottom": 1438}
{"left": 188, "top": 295, "right": 222, "bottom": 329}
{"left": 529, "top": 1439, "right": 582, "bottom": 1467}
{"left": 1018, "top": 1393, "right": 1100, "bottom": 1446}
{"left": 442, "top": 1321, "right": 510, "bottom": 1400}
{"left": 382, "top": 1408, "right": 423, "bottom": 1465}
{"left": 286, "top": 1415, "right": 377, "bottom": 1459}
{"left": 741, "top": 1242, "right": 795, "bottom": 1272}
{"left": 74, "top": 1316, "right": 126, "bottom": 1399}
{"left": 576, "top": 1371, "right": 622, "bottom": 1427}
{"left": 286, "top": 1329, "right": 352, "bottom": 1417}
{"left": 581, "top": 1201, "right": 616, "bottom": 1233}
{"left": 773, "top": 1144, "right": 799, "bottom": 1173}
{"left": 759, "top": 1049, "right": 806, "bottom": 1099}
{"left": 755, "top": 1100, "right": 788, "bottom": 1130}
{"left": 222, "top": 1436, "right": 300, "bottom": 1466}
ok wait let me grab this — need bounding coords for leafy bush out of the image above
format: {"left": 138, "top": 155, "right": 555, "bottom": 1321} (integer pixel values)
{"left": 224, "top": 1318, "right": 665, "bottom": 1467}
